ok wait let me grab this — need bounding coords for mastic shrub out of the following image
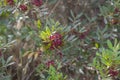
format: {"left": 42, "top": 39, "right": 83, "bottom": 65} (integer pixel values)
{"left": 0, "top": 0, "right": 120, "bottom": 80}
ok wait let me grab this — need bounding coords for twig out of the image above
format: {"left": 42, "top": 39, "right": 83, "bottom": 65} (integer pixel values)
{"left": 47, "top": 0, "right": 61, "bottom": 17}
{"left": 26, "top": 69, "right": 35, "bottom": 80}
{"left": 96, "top": 70, "right": 102, "bottom": 80}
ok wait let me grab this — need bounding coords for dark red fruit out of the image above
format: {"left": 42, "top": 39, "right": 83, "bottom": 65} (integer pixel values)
{"left": 79, "top": 29, "right": 89, "bottom": 39}
{"left": 110, "top": 18, "right": 119, "bottom": 25}
{"left": 49, "top": 33, "right": 62, "bottom": 49}
{"left": 19, "top": 4, "right": 28, "bottom": 11}
{"left": 108, "top": 69, "right": 119, "bottom": 77}
{"left": 79, "top": 33, "right": 86, "bottom": 39}
{"left": 114, "top": 8, "right": 120, "bottom": 14}
{"left": 57, "top": 52, "right": 63, "bottom": 59}
{"left": 46, "top": 60, "right": 54, "bottom": 68}
{"left": 6, "top": 0, "right": 14, "bottom": 5}
{"left": 32, "top": 0, "right": 42, "bottom": 7}
{"left": 49, "top": 33, "right": 62, "bottom": 40}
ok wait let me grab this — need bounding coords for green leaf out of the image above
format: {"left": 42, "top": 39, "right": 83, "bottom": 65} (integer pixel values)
{"left": 40, "top": 31, "right": 47, "bottom": 40}
{"left": 46, "top": 27, "right": 51, "bottom": 36}
{"left": 92, "top": 57, "right": 97, "bottom": 67}
{"left": 95, "top": 43, "right": 99, "bottom": 48}
{"left": 6, "top": 62, "right": 15, "bottom": 67}
{"left": 107, "top": 40, "right": 113, "bottom": 49}
{"left": 37, "top": 20, "right": 41, "bottom": 29}
{"left": 113, "top": 56, "right": 120, "bottom": 61}
{"left": 6, "top": 56, "right": 13, "bottom": 64}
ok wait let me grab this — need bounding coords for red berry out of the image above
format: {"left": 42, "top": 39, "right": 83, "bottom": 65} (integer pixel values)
{"left": 114, "top": 8, "right": 120, "bottom": 14}
{"left": 32, "top": 0, "right": 42, "bottom": 7}
{"left": 57, "top": 52, "right": 63, "bottom": 59}
{"left": 79, "top": 29, "right": 89, "bottom": 39}
{"left": 108, "top": 69, "right": 119, "bottom": 77}
{"left": 6, "top": 0, "right": 14, "bottom": 5}
{"left": 79, "top": 33, "right": 86, "bottom": 39}
{"left": 49, "top": 33, "right": 62, "bottom": 49}
{"left": 19, "top": 4, "right": 28, "bottom": 11}
{"left": 50, "top": 33, "right": 62, "bottom": 41}
{"left": 46, "top": 60, "right": 54, "bottom": 67}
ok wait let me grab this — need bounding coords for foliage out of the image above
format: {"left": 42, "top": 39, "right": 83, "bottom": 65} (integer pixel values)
{"left": 47, "top": 66, "right": 67, "bottom": 80}
{"left": 93, "top": 39, "right": 120, "bottom": 79}
{"left": 0, "top": 0, "right": 120, "bottom": 80}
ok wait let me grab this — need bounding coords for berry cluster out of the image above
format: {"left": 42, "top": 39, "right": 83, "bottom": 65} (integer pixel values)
{"left": 19, "top": 4, "right": 28, "bottom": 12}
{"left": 32, "top": 0, "right": 43, "bottom": 7}
{"left": 108, "top": 68, "right": 119, "bottom": 77}
{"left": 6, "top": 0, "right": 14, "bottom": 5}
{"left": 46, "top": 60, "right": 54, "bottom": 68}
{"left": 49, "top": 33, "right": 63, "bottom": 49}
{"left": 6, "top": 0, "right": 43, "bottom": 11}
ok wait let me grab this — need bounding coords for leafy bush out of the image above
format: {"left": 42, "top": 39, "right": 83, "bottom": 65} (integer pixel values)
{"left": 0, "top": 0, "right": 120, "bottom": 80}
{"left": 93, "top": 39, "right": 120, "bottom": 80}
